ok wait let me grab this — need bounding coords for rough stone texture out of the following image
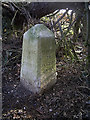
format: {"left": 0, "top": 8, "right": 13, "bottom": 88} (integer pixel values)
{"left": 20, "top": 24, "right": 56, "bottom": 94}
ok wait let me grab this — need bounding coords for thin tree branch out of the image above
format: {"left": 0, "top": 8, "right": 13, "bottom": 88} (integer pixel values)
{"left": 51, "top": 9, "right": 69, "bottom": 29}
{"left": 46, "top": 9, "right": 60, "bottom": 17}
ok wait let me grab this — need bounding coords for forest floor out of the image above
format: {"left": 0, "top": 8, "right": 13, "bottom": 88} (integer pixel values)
{"left": 2, "top": 32, "right": 90, "bottom": 120}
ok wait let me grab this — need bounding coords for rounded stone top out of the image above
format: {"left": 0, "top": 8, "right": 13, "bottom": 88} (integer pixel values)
{"left": 24, "top": 24, "right": 54, "bottom": 39}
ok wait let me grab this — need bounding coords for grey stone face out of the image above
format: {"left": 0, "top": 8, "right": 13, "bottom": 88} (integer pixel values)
{"left": 20, "top": 24, "right": 56, "bottom": 94}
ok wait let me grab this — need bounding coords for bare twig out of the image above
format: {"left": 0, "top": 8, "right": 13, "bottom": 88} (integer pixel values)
{"left": 10, "top": 2, "right": 22, "bottom": 12}
{"left": 51, "top": 9, "right": 69, "bottom": 29}
{"left": 76, "top": 90, "right": 85, "bottom": 97}
{"left": 77, "top": 86, "right": 90, "bottom": 91}
{"left": 58, "top": 22, "right": 64, "bottom": 39}
{"left": 11, "top": 10, "right": 18, "bottom": 25}
{"left": 47, "top": 9, "right": 60, "bottom": 17}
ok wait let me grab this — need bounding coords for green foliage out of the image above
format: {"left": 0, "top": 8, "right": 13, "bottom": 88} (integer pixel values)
{"left": 41, "top": 16, "right": 50, "bottom": 22}
{"left": 40, "top": 9, "right": 87, "bottom": 62}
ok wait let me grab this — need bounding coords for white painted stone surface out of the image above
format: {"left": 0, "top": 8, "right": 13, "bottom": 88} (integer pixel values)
{"left": 20, "top": 24, "right": 56, "bottom": 94}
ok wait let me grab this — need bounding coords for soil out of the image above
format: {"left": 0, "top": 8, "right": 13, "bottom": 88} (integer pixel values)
{"left": 2, "top": 32, "right": 90, "bottom": 120}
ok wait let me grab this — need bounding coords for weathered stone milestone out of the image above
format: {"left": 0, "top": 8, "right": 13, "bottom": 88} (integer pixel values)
{"left": 20, "top": 24, "right": 56, "bottom": 94}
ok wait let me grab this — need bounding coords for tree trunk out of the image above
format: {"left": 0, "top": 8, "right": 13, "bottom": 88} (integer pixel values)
{"left": 2, "top": 2, "right": 85, "bottom": 29}
{"left": 73, "top": 10, "right": 82, "bottom": 43}
{"left": 87, "top": 3, "right": 90, "bottom": 88}
{"left": 25, "top": 2, "right": 85, "bottom": 18}
{"left": 2, "top": 2, "right": 85, "bottom": 19}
